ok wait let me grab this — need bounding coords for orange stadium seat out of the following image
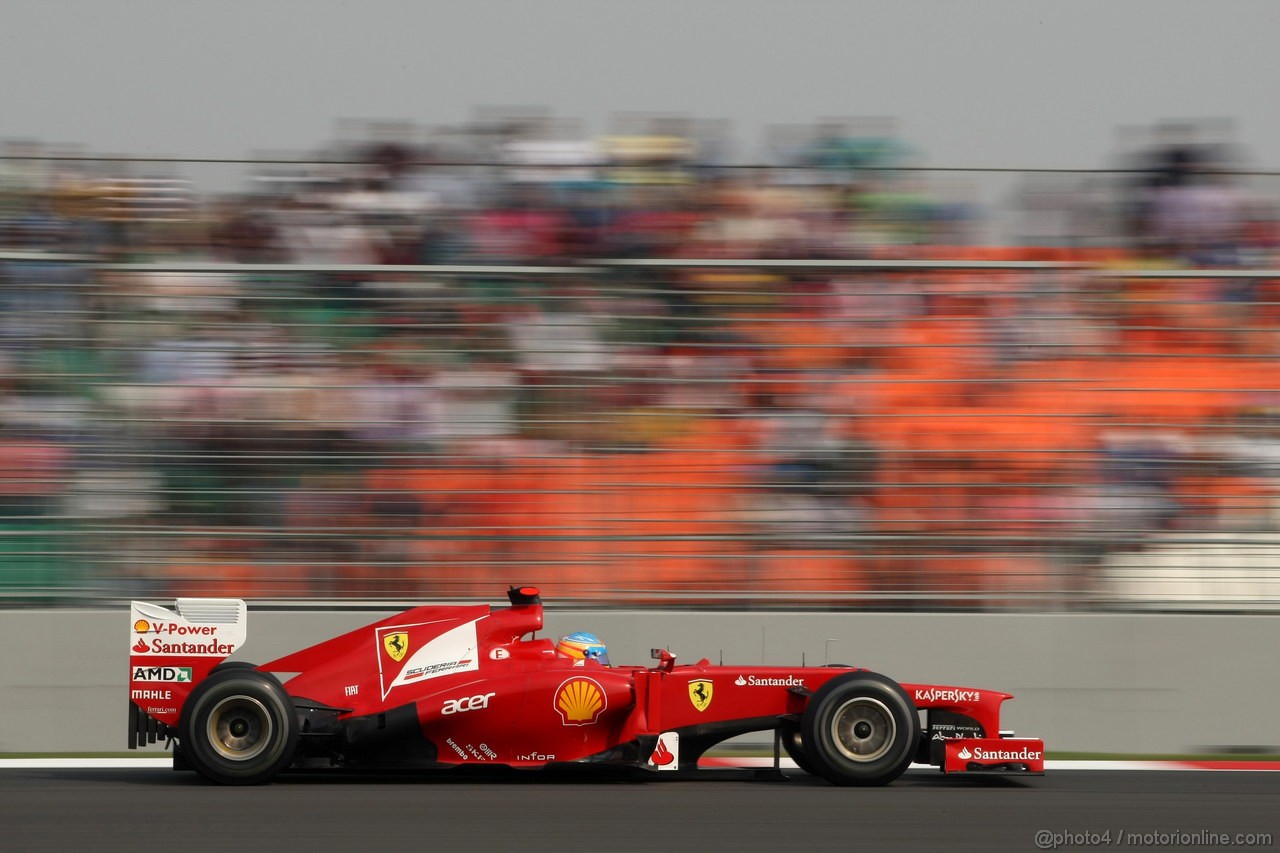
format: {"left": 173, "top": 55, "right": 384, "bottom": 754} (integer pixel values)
{"left": 162, "top": 561, "right": 254, "bottom": 599}
{"left": 914, "top": 554, "right": 1054, "bottom": 608}
{"left": 749, "top": 550, "right": 864, "bottom": 604}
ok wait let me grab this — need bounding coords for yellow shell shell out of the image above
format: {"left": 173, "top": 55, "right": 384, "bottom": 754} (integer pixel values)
{"left": 556, "top": 678, "right": 605, "bottom": 724}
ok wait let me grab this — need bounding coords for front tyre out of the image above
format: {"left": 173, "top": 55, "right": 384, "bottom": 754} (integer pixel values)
{"left": 779, "top": 723, "right": 821, "bottom": 777}
{"left": 800, "top": 672, "right": 919, "bottom": 786}
{"left": 178, "top": 669, "right": 298, "bottom": 785}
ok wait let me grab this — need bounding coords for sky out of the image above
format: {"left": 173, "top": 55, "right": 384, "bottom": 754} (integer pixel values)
{"left": 3, "top": 0, "right": 1278, "bottom": 172}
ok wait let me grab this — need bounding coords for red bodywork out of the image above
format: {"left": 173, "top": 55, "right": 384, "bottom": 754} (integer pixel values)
{"left": 127, "top": 587, "right": 1044, "bottom": 778}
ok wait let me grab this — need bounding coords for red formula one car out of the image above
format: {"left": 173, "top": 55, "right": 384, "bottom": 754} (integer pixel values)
{"left": 127, "top": 586, "right": 1045, "bottom": 785}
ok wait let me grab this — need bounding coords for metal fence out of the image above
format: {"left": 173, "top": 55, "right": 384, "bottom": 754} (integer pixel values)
{"left": 4, "top": 249, "right": 1280, "bottom": 610}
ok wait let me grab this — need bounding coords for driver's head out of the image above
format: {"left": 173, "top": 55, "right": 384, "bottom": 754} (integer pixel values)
{"left": 556, "top": 631, "right": 610, "bottom": 666}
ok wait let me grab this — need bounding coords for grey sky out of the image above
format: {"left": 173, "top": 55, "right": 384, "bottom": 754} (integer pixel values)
{"left": 3, "top": 0, "right": 1278, "bottom": 170}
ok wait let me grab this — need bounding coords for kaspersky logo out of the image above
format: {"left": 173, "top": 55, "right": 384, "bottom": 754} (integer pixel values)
{"left": 554, "top": 677, "right": 606, "bottom": 726}
{"left": 915, "top": 688, "right": 981, "bottom": 704}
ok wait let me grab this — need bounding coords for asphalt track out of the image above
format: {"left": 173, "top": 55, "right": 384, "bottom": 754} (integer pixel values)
{"left": 2, "top": 766, "right": 1277, "bottom": 853}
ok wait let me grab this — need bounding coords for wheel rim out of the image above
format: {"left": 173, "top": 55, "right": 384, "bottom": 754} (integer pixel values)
{"left": 206, "top": 695, "right": 273, "bottom": 762}
{"left": 829, "top": 696, "right": 896, "bottom": 762}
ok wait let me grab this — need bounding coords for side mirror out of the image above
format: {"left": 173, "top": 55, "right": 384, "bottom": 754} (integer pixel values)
{"left": 650, "top": 648, "right": 677, "bottom": 672}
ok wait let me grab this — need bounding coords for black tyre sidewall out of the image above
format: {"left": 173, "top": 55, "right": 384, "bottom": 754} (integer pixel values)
{"left": 779, "top": 722, "right": 821, "bottom": 777}
{"left": 179, "top": 670, "right": 298, "bottom": 785}
{"left": 800, "top": 672, "right": 919, "bottom": 786}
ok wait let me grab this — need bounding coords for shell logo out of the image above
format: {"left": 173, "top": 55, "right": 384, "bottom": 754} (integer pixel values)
{"left": 554, "top": 677, "right": 606, "bottom": 726}
{"left": 134, "top": 620, "right": 150, "bottom": 633}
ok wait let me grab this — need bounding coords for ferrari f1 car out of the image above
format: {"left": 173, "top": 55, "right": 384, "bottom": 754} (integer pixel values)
{"left": 127, "top": 586, "right": 1045, "bottom": 785}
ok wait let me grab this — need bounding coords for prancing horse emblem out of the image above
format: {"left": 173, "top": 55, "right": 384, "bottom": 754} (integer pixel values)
{"left": 688, "top": 679, "right": 713, "bottom": 712}
{"left": 383, "top": 632, "right": 409, "bottom": 662}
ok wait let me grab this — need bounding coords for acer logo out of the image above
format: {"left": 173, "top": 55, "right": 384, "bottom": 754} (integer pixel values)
{"left": 442, "top": 692, "right": 495, "bottom": 715}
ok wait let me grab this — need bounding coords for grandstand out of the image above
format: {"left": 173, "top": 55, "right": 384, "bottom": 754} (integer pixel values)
{"left": 3, "top": 116, "right": 1280, "bottom": 609}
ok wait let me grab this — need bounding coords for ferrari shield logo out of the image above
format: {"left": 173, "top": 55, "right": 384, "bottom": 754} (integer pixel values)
{"left": 688, "top": 679, "right": 713, "bottom": 712}
{"left": 383, "top": 632, "right": 409, "bottom": 662}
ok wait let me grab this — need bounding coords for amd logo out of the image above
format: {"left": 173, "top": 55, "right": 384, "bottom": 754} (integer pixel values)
{"left": 442, "top": 692, "right": 496, "bottom": 715}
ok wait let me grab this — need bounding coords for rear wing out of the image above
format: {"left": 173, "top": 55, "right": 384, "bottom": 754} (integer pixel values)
{"left": 128, "top": 599, "right": 247, "bottom": 748}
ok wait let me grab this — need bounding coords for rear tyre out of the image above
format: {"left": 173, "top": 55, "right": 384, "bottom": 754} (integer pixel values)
{"left": 210, "top": 661, "right": 258, "bottom": 674}
{"left": 178, "top": 669, "right": 298, "bottom": 785}
{"left": 800, "top": 672, "right": 919, "bottom": 786}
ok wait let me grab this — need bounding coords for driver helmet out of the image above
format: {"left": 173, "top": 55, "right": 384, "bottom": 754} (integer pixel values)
{"left": 556, "top": 631, "right": 610, "bottom": 666}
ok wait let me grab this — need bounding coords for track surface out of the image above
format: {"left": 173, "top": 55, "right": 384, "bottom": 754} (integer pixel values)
{"left": 2, "top": 767, "right": 1276, "bottom": 853}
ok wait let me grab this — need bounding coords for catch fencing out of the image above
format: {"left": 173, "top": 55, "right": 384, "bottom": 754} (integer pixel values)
{"left": 3, "top": 252, "right": 1280, "bottom": 609}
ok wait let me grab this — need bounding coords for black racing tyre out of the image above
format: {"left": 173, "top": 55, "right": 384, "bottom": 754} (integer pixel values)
{"left": 799, "top": 671, "right": 919, "bottom": 786}
{"left": 209, "top": 661, "right": 258, "bottom": 674}
{"left": 178, "top": 669, "right": 298, "bottom": 785}
{"left": 779, "top": 723, "right": 821, "bottom": 777}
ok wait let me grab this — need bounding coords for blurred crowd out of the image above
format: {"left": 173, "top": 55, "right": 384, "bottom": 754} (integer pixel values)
{"left": 3, "top": 114, "right": 1280, "bottom": 606}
